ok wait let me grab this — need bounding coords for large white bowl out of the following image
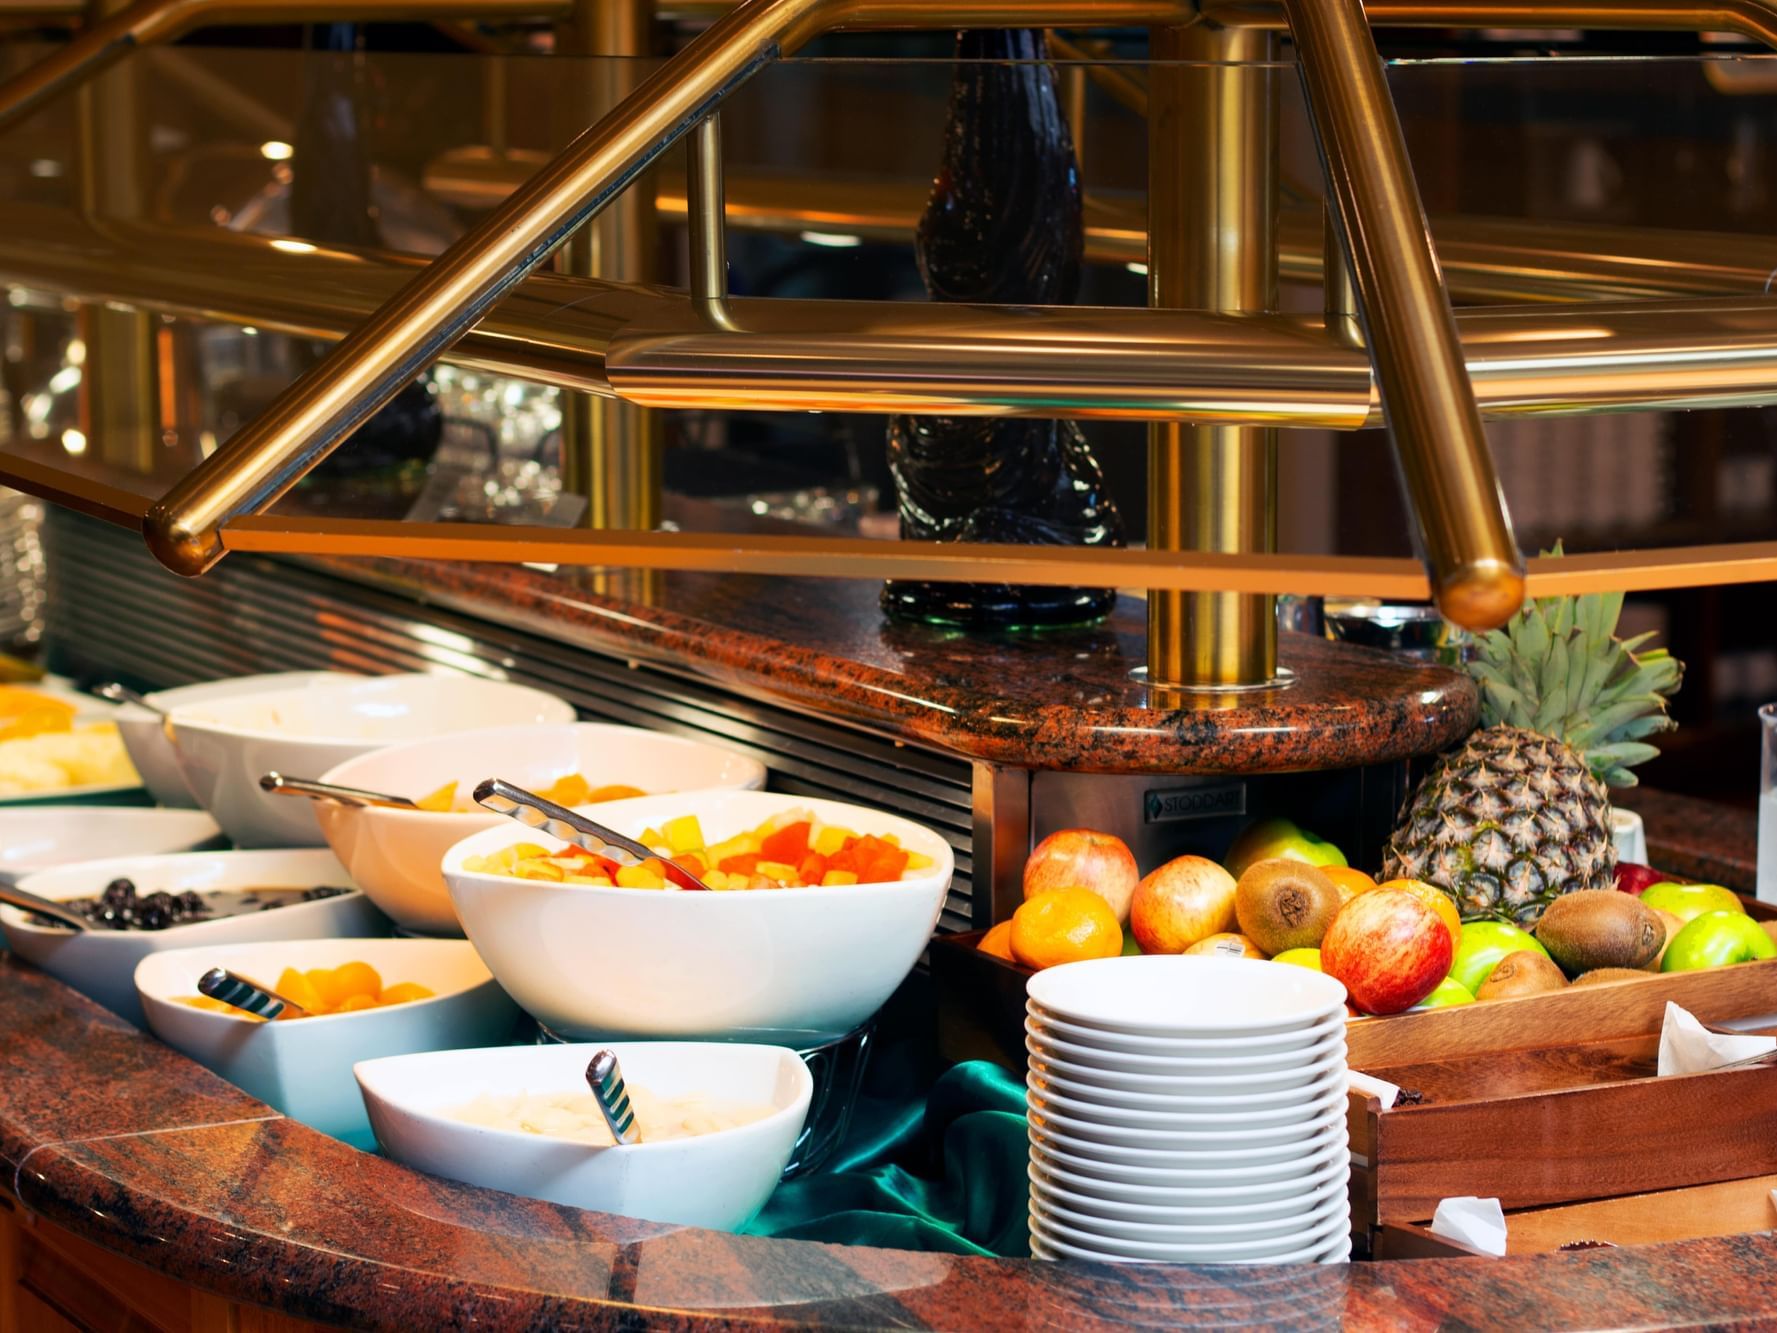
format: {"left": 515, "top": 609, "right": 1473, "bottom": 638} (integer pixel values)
{"left": 115, "top": 671, "right": 362, "bottom": 807}
{"left": 314, "top": 723, "right": 767, "bottom": 936}
{"left": 168, "top": 674, "right": 574, "bottom": 848}
{"left": 443, "top": 789, "right": 954, "bottom": 1041}
{"left": 136, "top": 937, "right": 519, "bottom": 1149}
{"left": 3, "top": 850, "right": 387, "bottom": 1026}
{"left": 356, "top": 1041, "right": 812, "bottom": 1231}
{"left": 1027, "top": 955, "right": 1348, "bottom": 1035}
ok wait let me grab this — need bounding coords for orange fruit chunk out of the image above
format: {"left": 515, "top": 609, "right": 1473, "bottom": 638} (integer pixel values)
{"left": 328, "top": 960, "right": 383, "bottom": 1003}
{"left": 978, "top": 919, "right": 1016, "bottom": 961}
{"left": 1010, "top": 887, "right": 1123, "bottom": 971}
{"left": 415, "top": 781, "right": 458, "bottom": 813}
{"left": 1322, "top": 866, "right": 1380, "bottom": 902}
{"left": 378, "top": 982, "right": 435, "bottom": 1005}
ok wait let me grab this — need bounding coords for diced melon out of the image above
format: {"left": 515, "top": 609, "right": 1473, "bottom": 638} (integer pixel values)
{"left": 905, "top": 851, "right": 934, "bottom": 871}
{"left": 812, "top": 826, "right": 856, "bottom": 857}
{"left": 822, "top": 869, "right": 859, "bottom": 886}
{"left": 705, "top": 833, "right": 761, "bottom": 864}
{"left": 615, "top": 864, "right": 667, "bottom": 889}
{"left": 880, "top": 833, "right": 900, "bottom": 846}
{"left": 756, "top": 860, "right": 797, "bottom": 882}
{"left": 661, "top": 814, "right": 706, "bottom": 854}
{"left": 524, "top": 859, "right": 566, "bottom": 882}
{"left": 639, "top": 827, "right": 664, "bottom": 847}
{"left": 415, "top": 781, "right": 458, "bottom": 813}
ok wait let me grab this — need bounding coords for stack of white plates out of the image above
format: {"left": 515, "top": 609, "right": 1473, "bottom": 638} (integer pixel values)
{"left": 1025, "top": 955, "right": 1351, "bottom": 1265}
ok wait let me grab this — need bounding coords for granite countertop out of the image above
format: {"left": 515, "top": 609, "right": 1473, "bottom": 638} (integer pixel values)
{"left": 322, "top": 558, "right": 1479, "bottom": 775}
{"left": 5, "top": 795, "right": 1774, "bottom": 1333}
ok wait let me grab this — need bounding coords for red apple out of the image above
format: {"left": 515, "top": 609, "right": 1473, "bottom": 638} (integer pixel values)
{"left": 1024, "top": 829, "right": 1140, "bottom": 924}
{"left": 1321, "top": 890, "right": 1454, "bottom": 1015}
{"left": 1613, "top": 861, "right": 1669, "bottom": 896}
{"left": 1130, "top": 855, "right": 1237, "bottom": 954}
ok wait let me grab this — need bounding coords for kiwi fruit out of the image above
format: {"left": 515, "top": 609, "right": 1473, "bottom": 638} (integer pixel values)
{"left": 1475, "top": 950, "right": 1568, "bottom": 1001}
{"left": 1535, "top": 890, "right": 1665, "bottom": 974}
{"left": 1644, "top": 909, "right": 1686, "bottom": 973}
{"left": 1571, "top": 967, "right": 1654, "bottom": 988}
{"left": 1234, "top": 859, "right": 1343, "bottom": 956}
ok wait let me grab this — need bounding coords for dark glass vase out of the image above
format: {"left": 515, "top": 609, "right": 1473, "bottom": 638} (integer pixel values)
{"left": 882, "top": 29, "right": 1123, "bottom": 630}
{"left": 291, "top": 23, "right": 441, "bottom": 493}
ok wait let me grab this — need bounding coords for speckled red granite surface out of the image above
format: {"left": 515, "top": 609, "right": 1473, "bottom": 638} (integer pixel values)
{"left": 316, "top": 559, "right": 1479, "bottom": 775}
{"left": 7, "top": 834, "right": 1777, "bottom": 1333}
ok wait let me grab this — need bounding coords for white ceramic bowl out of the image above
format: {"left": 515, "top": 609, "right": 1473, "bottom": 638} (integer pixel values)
{"left": 168, "top": 674, "right": 574, "bottom": 848}
{"left": 1033, "top": 1144, "right": 1349, "bottom": 1207}
{"left": 443, "top": 789, "right": 953, "bottom": 1041}
{"left": 1030, "top": 1127, "right": 1346, "bottom": 1185}
{"left": 314, "top": 723, "right": 767, "bottom": 936}
{"left": 0, "top": 806, "right": 221, "bottom": 876}
{"left": 1025, "top": 1031, "right": 1346, "bottom": 1076}
{"left": 1031, "top": 1166, "right": 1349, "bottom": 1226}
{"left": 1026, "top": 1007, "right": 1346, "bottom": 1056}
{"left": 115, "top": 672, "right": 361, "bottom": 807}
{"left": 3, "top": 849, "right": 387, "bottom": 1026}
{"left": 1030, "top": 1060, "right": 1343, "bottom": 1105}
{"left": 1027, "top": 955, "right": 1348, "bottom": 1035}
{"left": 136, "top": 937, "right": 518, "bottom": 1149}
{"left": 356, "top": 1041, "right": 812, "bottom": 1231}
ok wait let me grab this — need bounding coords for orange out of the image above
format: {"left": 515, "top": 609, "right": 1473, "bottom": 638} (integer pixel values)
{"left": 977, "top": 920, "right": 1017, "bottom": 962}
{"left": 1010, "top": 887, "right": 1123, "bottom": 971}
{"left": 1322, "top": 866, "right": 1379, "bottom": 902}
{"left": 1378, "top": 877, "right": 1462, "bottom": 952}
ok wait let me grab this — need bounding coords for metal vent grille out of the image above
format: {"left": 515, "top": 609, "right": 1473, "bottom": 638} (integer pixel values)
{"left": 42, "top": 512, "right": 977, "bottom": 933}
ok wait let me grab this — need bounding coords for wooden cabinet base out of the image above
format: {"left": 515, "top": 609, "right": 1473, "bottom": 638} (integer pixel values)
{"left": 0, "top": 1193, "right": 332, "bottom": 1333}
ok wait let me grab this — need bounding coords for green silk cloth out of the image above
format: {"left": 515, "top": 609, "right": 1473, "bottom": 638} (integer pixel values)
{"left": 746, "top": 1048, "right": 1032, "bottom": 1258}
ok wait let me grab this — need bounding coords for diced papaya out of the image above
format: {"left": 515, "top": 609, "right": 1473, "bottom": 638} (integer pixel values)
{"left": 797, "top": 852, "right": 829, "bottom": 884}
{"left": 760, "top": 820, "right": 811, "bottom": 864}
{"left": 661, "top": 814, "right": 706, "bottom": 855}
{"left": 671, "top": 852, "right": 707, "bottom": 875}
{"left": 538, "top": 772, "right": 591, "bottom": 806}
{"left": 821, "top": 869, "right": 859, "bottom": 886}
{"left": 719, "top": 852, "right": 760, "bottom": 876}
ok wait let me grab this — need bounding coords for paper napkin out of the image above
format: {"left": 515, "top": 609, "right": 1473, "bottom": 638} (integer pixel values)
{"left": 1430, "top": 1196, "right": 1507, "bottom": 1257}
{"left": 1347, "top": 1070, "right": 1400, "bottom": 1109}
{"left": 1657, "top": 1001, "right": 1777, "bottom": 1077}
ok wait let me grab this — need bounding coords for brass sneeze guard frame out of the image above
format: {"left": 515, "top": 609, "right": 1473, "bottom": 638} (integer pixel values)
{"left": 0, "top": 0, "right": 1775, "bottom": 671}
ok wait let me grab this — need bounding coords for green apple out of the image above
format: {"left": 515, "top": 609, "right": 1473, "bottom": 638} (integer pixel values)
{"left": 1638, "top": 882, "right": 1744, "bottom": 924}
{"left": 1272, "top": 947, "right": 1322, "bottom": 971}
{"left": 1410, "top": 975, "right": 1475, "bottom": 1010}
{"left": 1121, "top": 933, "right": 1143, "bottom": 956}
{"left": 1660, "top": 910, "right": 1777, "bottom": 972}
{"left": 1224, "top": 817, "right": 1348, "bottom": 880}
{"left": 1449, "top": 921, "right": 1550, "bottom": 995}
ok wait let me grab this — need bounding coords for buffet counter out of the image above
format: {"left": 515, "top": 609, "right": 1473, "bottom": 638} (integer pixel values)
{"left": 0, "top": 789, "right": 1769, "bottom": 1332}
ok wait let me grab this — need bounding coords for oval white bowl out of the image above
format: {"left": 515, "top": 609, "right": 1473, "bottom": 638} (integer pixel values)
{"left": 1027, "top": 955, "right": 1349, "bottom": 1034}
{"left": 0, "top": 806, "right": 221, "bottom": 876}
{"left": 167, "top": 674, "right": 574, "bottom": 848}
{"left": 136, "top": 937, "right": 518, "bottom": 1149}
{"left": 443, "top": 789, "right": 953, "bottom": 1042}
{"left": 114, "top": 671, "right": 362, "bottom": 807}
{"left": 356, "top": 1041, "right": 812, "bottom": 1231}
{"left": 4, "top": 849, "right": 387, "bottom": 1026}
{"left": 315, "top": 722, "right": 767, "bottom": 936}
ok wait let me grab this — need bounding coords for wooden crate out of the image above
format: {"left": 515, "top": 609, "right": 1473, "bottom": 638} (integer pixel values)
{"left": 1348, "top": 1024, "right": 1777, "bottom": 1234}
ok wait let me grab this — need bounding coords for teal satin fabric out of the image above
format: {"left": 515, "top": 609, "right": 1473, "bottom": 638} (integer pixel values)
{"left": 746, "top": 1051, "right": 1032, "bottom": 1258}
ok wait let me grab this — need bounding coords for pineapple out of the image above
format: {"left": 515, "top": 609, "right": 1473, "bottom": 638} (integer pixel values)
{"left": 1382, "top": 573, "right": 1682, "bottom": 927}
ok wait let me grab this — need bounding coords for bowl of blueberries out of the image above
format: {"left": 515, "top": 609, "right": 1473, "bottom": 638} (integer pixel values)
{"left": 2, "top": 849, "right": 389, "bottom": 1026}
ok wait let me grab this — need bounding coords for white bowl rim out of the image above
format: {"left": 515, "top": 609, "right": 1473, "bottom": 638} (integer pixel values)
{"left": 1027, "top": 1067, "right": 1348, "bottom": 1119}
{"left": 1, "top": 849, "right": 363, "bottom": 940}
{"left": 1031, "top": 1170, "right": 1349, "bottom": 1229}
{"left": 353, "top": 1039, "right": 814, "bottom": 1158}
{"left": 134, "top": 670, "right": 364, "bottom": 713}
{"left": 133, "top": 938, "right": 492, "bottom": 1027}
{"left": 1031, "top": 1148, "right": 1350, "bottom": 1203}
{"left": 443, "top": 791, "right": 955, "bottom": 903}
{"left": 1026, "top": 955, "right": 1348, "bottom": 1034}
{"left": 316, "top": 721, "right": 768, "bottom": 826}
{"left": 166, "top": 673, "right": 572, "bottom": 746}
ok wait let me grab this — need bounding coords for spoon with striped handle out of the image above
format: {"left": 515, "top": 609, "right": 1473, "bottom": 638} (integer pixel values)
{"left": 197, "top": 966, "right": 310, "bottom": 1020}
{"left": 586, "top": 1048, "right": 640, "bottom": 1144}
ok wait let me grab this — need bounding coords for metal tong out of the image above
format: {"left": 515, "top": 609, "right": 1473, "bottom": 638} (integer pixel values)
{"left": 472, "top": 778, "right": 709, "bottom": 891}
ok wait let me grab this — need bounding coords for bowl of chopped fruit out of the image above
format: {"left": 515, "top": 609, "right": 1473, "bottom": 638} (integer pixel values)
{"left": 315, "top": 723, "right": 766, "bottom": 937}
{"left": 135, "top": 937, "right": 520, "bottom": 1148}
{"left": 442, "top": 790, "right": 954, "bottom": 1042}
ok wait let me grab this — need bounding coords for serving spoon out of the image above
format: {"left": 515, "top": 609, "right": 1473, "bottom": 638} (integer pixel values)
{"left": 473, "top": 778, "right": 710, "bottom": 891}
{"left": 0, "top": 881, "right": 88, "bottom": 931}
{"left": 586, "top": 1048, "right": 641, "bottom": 1144}
{"left": 95, "top": 681, "right": 166, "bottom": 717}
{"left": 259, "top": 772, "right": 422, "bottom": 811}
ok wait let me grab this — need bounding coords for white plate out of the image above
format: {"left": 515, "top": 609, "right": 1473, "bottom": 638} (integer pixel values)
{"left": 1026, "top": 1030, "right": 1346, "bottom": 1077}
{"left": 1028, "top": 1064, "right": 1347, "bottom": 1116}
{"left": 1032, "top": 1155, "right": 1348, "bottom": 1216}
{"left": 1031, "top": 1166, "right": 1348, "bottom": 1229}
{"left": 1032, "top": 1221, "right": 1351, "bottom": 1266}
{"left": 1027, "top": 1007, "right": 1345, "bottom": 1056}
{"left": 1031, "top": 1201, "right": 1349, "bottom": 1263}
{"left": 1032, "top": 1177, "right": 1347, "bottom": 1242}
{"left": 1026, "top": 955, "right": 1348, "bottom": 1035}
{"left": 1028, "top": 1085, "right": 1346, "bottom": 1148}
{"left": 1029, "top": 1127, "right": 1347, "bottom": 1189}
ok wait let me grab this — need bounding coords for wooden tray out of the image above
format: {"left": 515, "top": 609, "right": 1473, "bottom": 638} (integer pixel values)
{"left": 1373, "top": 1172, "right": 1777, "bottom": 1258}
{"left": 1348, "top": 1024, "right": 1777, "bottom": 1232}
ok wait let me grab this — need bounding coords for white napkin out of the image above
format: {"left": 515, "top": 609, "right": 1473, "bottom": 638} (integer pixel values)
{"left": 1347, "top": 1070, "right": 1400, "bottom": 1109}
{"left": 1657, "top": 1002, "right": 1777, "bottom": 1077}
{"left": 1430, "top": 1196, "right": 1507, "bottom": 1257}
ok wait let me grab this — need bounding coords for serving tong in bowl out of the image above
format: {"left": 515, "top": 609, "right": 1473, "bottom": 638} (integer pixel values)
{"left": 0, "top": 881, "right": 89, "bottom": 931}
{"left": 197, "top": 965, "right": 310, "bottom": 1020}
{"left": 472, "top": 778, "right": 710, "bottom": 891}
{"left": 260, "top": 772, "right": 422, "bottom": 811}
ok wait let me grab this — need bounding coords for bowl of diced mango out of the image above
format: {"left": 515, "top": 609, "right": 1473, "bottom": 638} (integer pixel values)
{"left": 314, "top": 722, "right": 766, "bottom": 937}
{"left": 442, "top": 790, "right": 955, "bottom": 1043}
{"left": 134, "top": 938, "right": 521, "bottom": 1148}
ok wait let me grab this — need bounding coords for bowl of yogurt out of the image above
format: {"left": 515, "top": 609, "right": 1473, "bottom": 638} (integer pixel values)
{"left": 354, "top": 1041, "right": 812, "bottom": 1231}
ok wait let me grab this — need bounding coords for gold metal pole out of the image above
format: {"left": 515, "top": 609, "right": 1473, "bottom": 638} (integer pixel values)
{"left": 685, "top": 113, "right": 739, "bottom": 331}
{"left": 1323, "top": 204, "right": 1359, "bottom": 344}
{"left": 1282, "top": 0, "right": 1523, "bottom": 631}
{"left": 1146, "top": 22, "right": 1277, "bottom": 690}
